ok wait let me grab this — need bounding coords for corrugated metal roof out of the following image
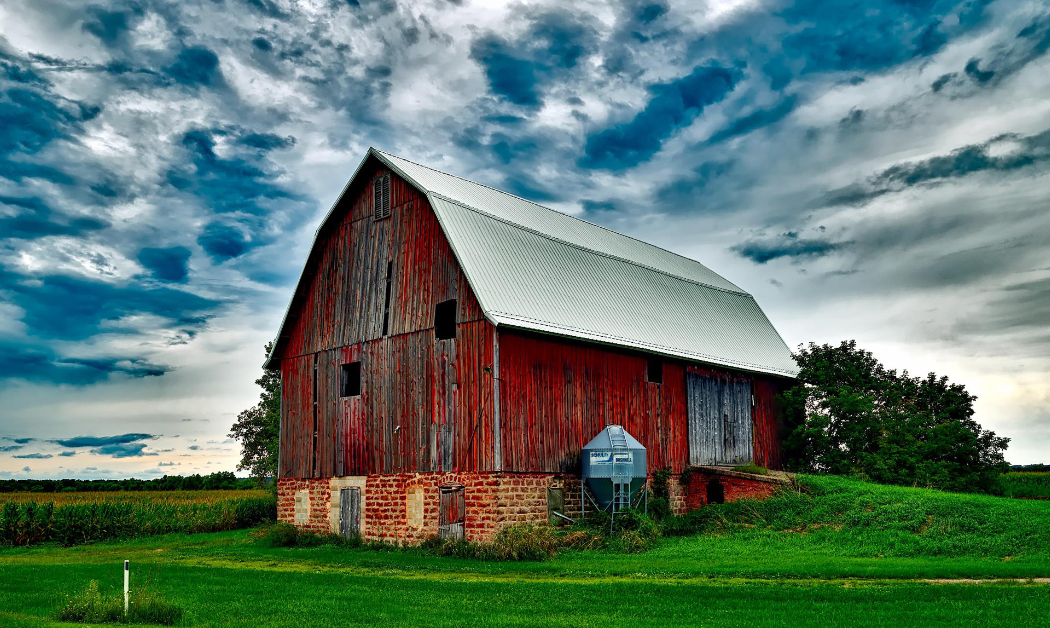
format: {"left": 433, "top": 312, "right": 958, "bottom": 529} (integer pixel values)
{"left": 267, "top": 148, "right": 797, "bottom": 377}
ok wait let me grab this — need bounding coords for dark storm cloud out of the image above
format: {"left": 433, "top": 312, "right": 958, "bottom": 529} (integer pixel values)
{"left": 168, "top": 128, "right": 299, "bottom": 215}
{"left": 0, "top": 266, "right": 218, "bottom": 341}
{"left": 655, "top": 160, "right": 734, "bottom": 207}
{"left": 777, "top": 0, "right": 970, "bottom": 75}
{"left": 243, "top": 0, "right": 289, "bottom": 19}
{"left": 58, "top": 451, "right": 77, "bottom": 457}
{"left": 0, "top": 446, "right": 23, "bottom": 452}
{"left": 708, "top": 97, "right": 797, "bottom": 145}
{"left": 823, "top": 128, "right": 1050, "bottom": 207}
{"left": 964, "top": 58, "right": 995, "bottom": 84}
{"left": 137, "top": 246, "right": 192, "bottom": 283}
{"left": 470, "top": 10, "right": 598, "bottom": 107}
{"left": 197, "top": 222, "right": 249, "bottom": 261}
{"left": 92, "top": 443, "right": 158, "bottom": 458}
{"left": 13, "top": 453, "right": 52, "bottom": 459}
{"left": 581, "top": 65, "right": 740, "bottom": 170}
{"left": 240, "top": 133, "right": 296, "bottom": 150}
{"left": 81, "top": 5, "right": 141, "bottom": 44}
{"left": 951, "top": 14, "right": 1050, "bottom": 87}
{"left": 0, "top": 195, "right": 109, "bottom": 240}
{"left": 732, "top": 231, "right": 845, "bottom": 264}
{"left": 0, "top": 341, "right": 171, "bottom": 385}
{"left": 0, "top": 73, "right": 98, "bottom": 185}
{"left": 51, "top": 433, "right": 157, "bottom": 448}
{"left": 3, "top": 438, "right": 35, "bottom": 444}
{"left": 164, "top": 46, "right": 222, "bottom": 88}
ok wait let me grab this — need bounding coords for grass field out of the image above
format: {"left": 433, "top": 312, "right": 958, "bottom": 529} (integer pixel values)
{"left": 0, "top": 477, "right": 1048, "bottom": 626}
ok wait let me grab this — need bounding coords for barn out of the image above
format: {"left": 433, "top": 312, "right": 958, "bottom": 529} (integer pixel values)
{"left": 266, "top": 148, "right": 798, "bottom": 543}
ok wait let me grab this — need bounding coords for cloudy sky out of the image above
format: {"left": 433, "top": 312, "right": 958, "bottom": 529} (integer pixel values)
{"left": 1, "top": 0, "right": 1048, "bottom": 479}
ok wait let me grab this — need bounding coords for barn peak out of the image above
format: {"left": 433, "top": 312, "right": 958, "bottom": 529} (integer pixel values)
{"left": 268, "top": 148, "right": 797, "bottom": 377}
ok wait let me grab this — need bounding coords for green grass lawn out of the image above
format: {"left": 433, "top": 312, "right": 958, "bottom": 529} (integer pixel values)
{"left": 1, "top": 476, "right": 1049, "bottom": 626}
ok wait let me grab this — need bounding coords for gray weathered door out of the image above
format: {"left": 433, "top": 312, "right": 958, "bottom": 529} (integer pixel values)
{"left": 438, "top": 485, "right": 465, "bottom": 540}
{"left": 338, "top": 487, "right": 360, "bottom": 538}
{"left": 687, "top": 371, "right": 754, "bottom": 465}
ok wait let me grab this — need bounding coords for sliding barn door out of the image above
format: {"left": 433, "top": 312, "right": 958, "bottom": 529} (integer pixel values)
{"left": 687, "top": 371, "right": 754, "bottom": 466}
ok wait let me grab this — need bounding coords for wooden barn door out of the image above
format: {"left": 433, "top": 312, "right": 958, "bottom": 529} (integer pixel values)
{"left": 687, "top": 371, "right": 754, "bottom": 465}
{"left": 438, "top": 485, "right": 465, "bottom": 540}
{"left": 339, "top": 487, "right": 360, "bottom": 538}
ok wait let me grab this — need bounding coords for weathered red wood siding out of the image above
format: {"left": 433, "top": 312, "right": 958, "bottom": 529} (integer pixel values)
{"left": 497, "top": 331, "right": 690, "bottom": 473}
{"left": 752, "top": 378, "right": 785, "bottom": 470}
{"left": 498, "top": 331, "right": 788, "bottom": 473}
{"left": 275, "top": 162, "right": 494, "bottom": 478}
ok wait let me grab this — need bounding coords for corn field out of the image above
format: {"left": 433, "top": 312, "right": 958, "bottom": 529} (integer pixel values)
{"left": 0, "top": 490, "right": 276, "bottom": 547}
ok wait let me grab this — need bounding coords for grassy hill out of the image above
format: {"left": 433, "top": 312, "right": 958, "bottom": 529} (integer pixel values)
{"left": 0, "top": 476, "right": 1047, "bottom": 627}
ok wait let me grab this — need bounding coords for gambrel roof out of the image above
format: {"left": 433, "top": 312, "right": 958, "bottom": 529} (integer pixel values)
{"left": 267, "top": 148, "right": 798, "bottom": 377}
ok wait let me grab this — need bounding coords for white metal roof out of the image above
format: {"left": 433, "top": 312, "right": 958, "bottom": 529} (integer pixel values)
{"left": 267, "top": 148, "right": 797, "bottom": 377}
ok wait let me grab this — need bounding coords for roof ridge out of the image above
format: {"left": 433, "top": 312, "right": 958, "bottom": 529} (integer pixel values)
{"left": 372, "top": 148, "right": 742, "bottom": 293}
{"left": 428, "top": 192, "right": 750, "bottom": 297}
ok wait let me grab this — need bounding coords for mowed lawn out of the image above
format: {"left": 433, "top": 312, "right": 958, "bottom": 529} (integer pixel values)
{"left": 2, "top": 477, "right": 1050, "bottom": 627}
{"left": 1, "top": 528, "right": 1049, "bottom": 628}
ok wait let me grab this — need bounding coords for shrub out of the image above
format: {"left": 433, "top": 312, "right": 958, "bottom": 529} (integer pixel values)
{"left": 58, "top": 580, "right": 182, "bottom": 625}
{"left": 254, "top": 522, "right": 300, "bottom": 547}
{"left": 487, "top": 525, "right": 561, "bottom": 560}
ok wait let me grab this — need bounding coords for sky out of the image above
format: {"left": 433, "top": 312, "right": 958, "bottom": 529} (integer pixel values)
{"left": 0, "top": 0, "right": 1048, "bottom": 480}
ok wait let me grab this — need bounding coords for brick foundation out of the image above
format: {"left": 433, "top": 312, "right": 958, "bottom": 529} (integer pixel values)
{"left": 277, "top": 468, "right": 786, "bottom": 545}
{"left": 277, "top": 472, "right": 583, "bottom": 544}
{"left": 680, "top": 467, "right": 789, "bottom": 509}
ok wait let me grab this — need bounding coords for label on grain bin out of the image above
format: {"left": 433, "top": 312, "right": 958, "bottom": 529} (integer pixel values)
{"left": 590, "top": 451, "right": 633, "bottom": 465}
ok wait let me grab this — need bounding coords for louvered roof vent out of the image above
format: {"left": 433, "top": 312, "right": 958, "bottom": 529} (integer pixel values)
{"left": 373, "top": 172, "right": 391, "bottom": 220}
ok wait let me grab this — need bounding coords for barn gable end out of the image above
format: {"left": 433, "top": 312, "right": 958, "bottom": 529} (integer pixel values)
{"left": 274, "top": 158, "right": 495, "bottom": 479}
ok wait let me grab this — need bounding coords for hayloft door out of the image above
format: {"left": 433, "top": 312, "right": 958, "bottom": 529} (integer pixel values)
{"left": 687, "top": 371, "right": 754, "bottom": 465}
{"left": 438, "top": 485, "right": 465, "bottom": 540}
{"left": 339, "top": 487, "right": 360, "bottom": 538}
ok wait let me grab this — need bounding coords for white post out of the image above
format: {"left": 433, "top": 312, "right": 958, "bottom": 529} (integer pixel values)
{"left": 123, "top": 560, "right": 129, "bottom": 615}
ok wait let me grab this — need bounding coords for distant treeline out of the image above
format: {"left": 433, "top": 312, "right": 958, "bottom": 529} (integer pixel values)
{"left": 1011, "top": 464, "right": 1050, "bottom": 472}
{"left": 0, "top": 471, "right": 264, "bottom": 493}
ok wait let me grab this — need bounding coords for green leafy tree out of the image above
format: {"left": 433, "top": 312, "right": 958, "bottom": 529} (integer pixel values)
{"left": 782, "top": 340, "right": 1009, "bottom": 493}
{"left": 229, "top": 343, "right": 280, "bottom": 482}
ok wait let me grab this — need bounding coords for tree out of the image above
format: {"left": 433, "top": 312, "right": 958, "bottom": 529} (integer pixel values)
{"left": 782, "top": 340, "right": 1009, "bottom": 493}
{"left": 229, "top": 342, "right": 280, "bottom": 482}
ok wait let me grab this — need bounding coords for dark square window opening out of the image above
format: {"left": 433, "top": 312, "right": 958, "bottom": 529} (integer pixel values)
{"left": 647, "top": 358, "right": 663, "bottom": 384}
{"left": 435, "top": 299, "right": 457, "bottom": 340}
{"left": 340, "top": 362, "right": 361, "bottom": 397}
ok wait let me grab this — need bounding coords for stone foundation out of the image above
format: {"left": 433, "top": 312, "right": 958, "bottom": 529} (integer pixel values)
{"left": 277, "top": 472, "right": 582, "bottom": 544}
{"left": 277, "top": 468, "right": 786, "bottom": 545}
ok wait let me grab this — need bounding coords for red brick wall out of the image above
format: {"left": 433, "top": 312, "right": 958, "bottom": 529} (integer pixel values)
{"left": 277, "top": 473, "right": 582, "bottom": 544}
{"left": 276, "top": 477, "right": 334, "bottom": 535}
{"left": 681, "top": 469, "right": 785, "bottom": 509}
{"left": 277, "top": 470, "right": 780, "bottom": 545}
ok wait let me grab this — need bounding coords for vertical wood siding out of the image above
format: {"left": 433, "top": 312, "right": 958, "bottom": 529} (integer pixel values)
{"left": 274, "top": 164, "right": 484, "bottom": 361}
{"left": 686, "top": 368, "right": 754, "bottom": 466}
{"left": 497, "top": 332, "right": 689, "bottom": 473}
{"left": 752, "top": 378, "right": 785, "bottom": 470}
{"left": 276, "top": 163, "right": 494, "bottom": 478}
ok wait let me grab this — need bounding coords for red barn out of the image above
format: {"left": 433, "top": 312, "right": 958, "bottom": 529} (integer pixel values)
{"left": 266, "top": 149, "right": 797, "bottom": 542}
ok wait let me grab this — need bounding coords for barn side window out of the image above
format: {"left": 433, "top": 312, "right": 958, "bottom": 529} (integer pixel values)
{"left": 373, "top": 173, "right": 391, "bottom": 220}
{"left": 647, "top": 358, "right": 663, "bottom": 384}
{"left": 340, "top": 362, "right": 361, "bottom": 397}
{"left": 435, "top": 299, "right": 457, "bottom": 340}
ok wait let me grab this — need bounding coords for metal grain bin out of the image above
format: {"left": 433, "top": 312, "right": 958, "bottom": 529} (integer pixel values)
{"left": 581, "top": 425, "right": 647, "bottom": 513}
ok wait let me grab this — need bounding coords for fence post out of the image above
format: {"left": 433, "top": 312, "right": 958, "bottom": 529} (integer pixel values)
{"left": 123, "top": 560, "right": 129, "bottom": 615}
